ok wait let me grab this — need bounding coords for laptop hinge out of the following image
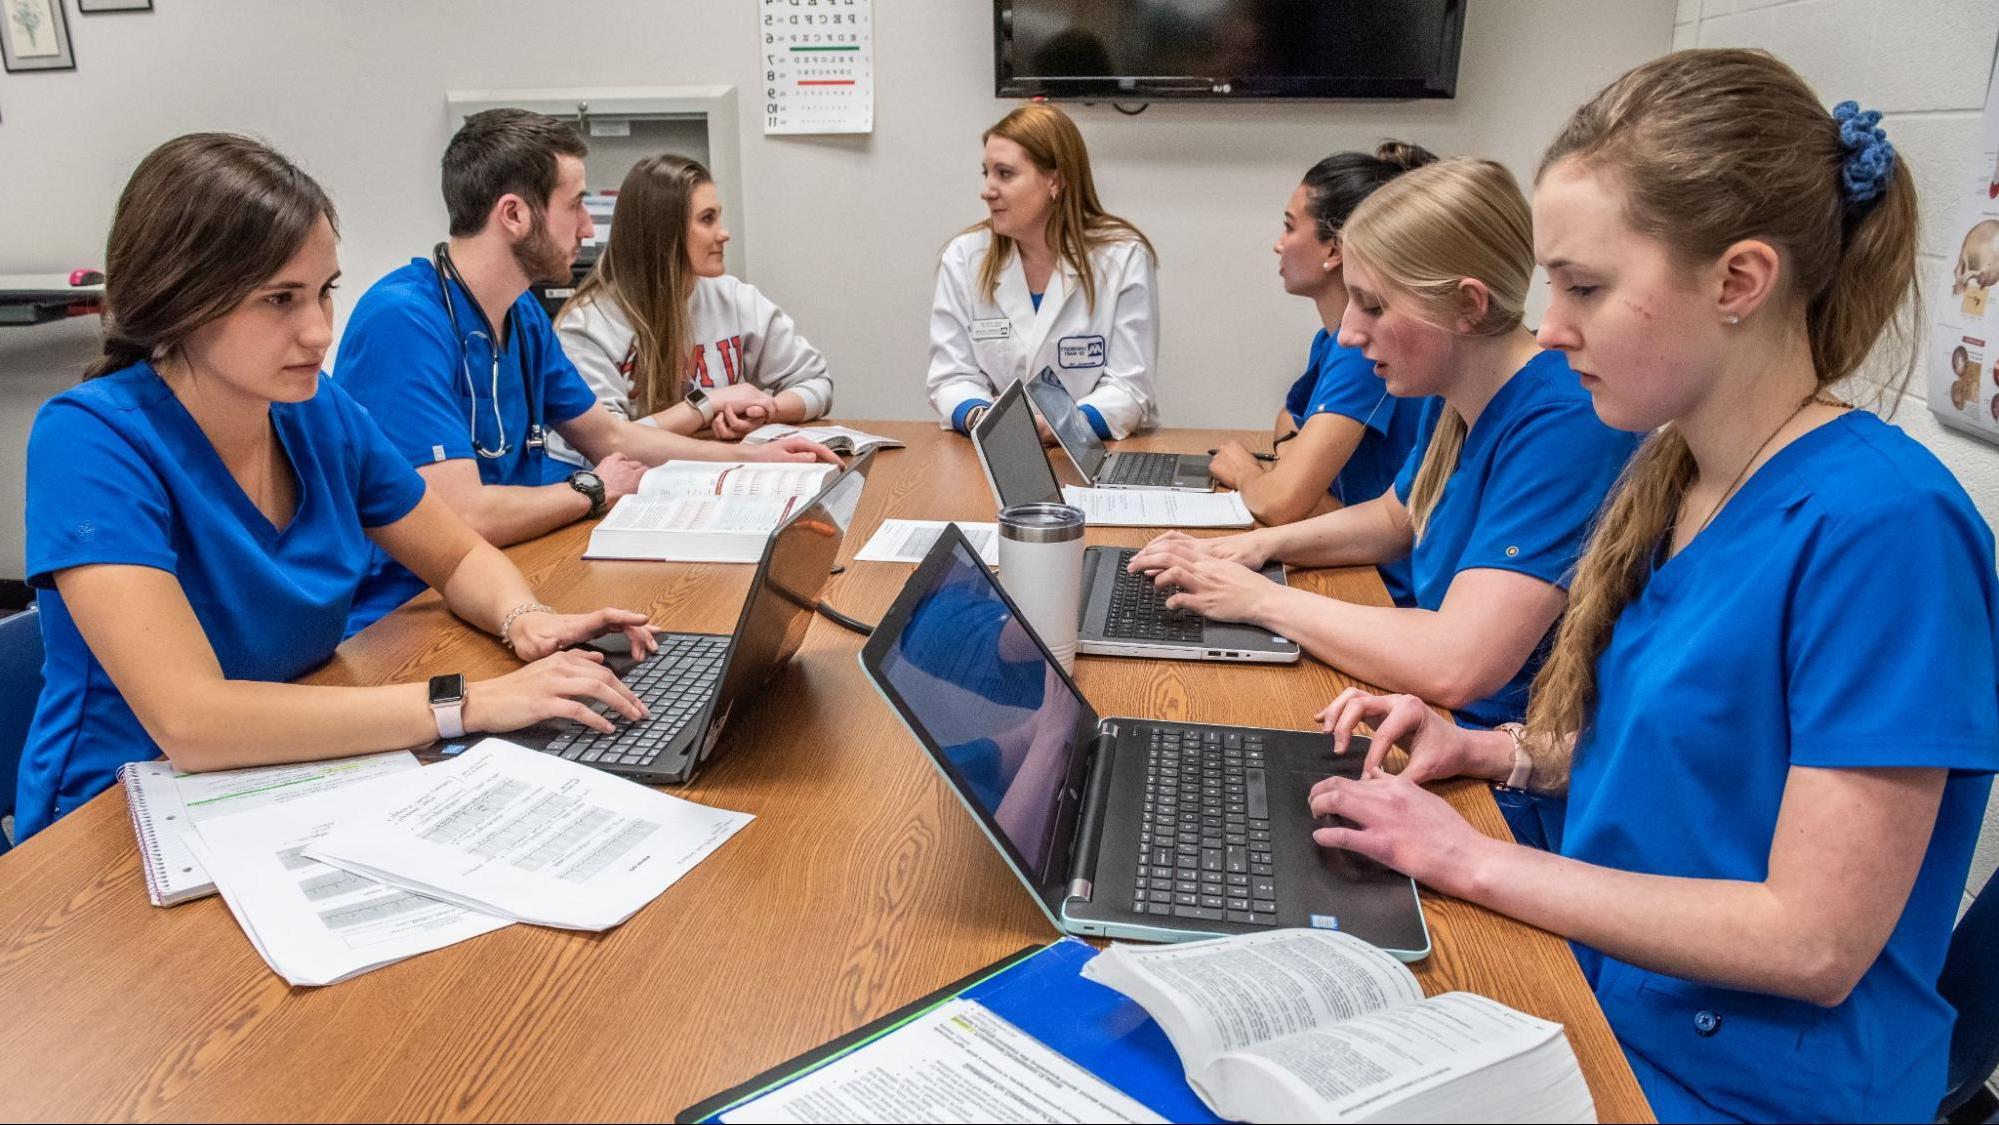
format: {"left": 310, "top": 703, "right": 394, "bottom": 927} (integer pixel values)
{"left": 1063, "top": 725, "right": 1120, "bottom": 900}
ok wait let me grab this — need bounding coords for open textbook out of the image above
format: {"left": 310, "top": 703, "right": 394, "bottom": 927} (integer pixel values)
{"left": 585, "top": 461, "right": 841, "bottom": 562}
{"left": 742, "top": 423, "right": 904, "bottom": 455}
{"left": 1083, "top": 929, "right": 1596, "bottom": 1124}
{"left": 1062, "top": 485, "right": 1253, "bottom": 528}
{"left": 121, "top": 750, "right": 418, "bottom": 907}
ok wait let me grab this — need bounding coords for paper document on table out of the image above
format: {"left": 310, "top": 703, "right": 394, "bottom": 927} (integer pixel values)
{"left": 122, "top": 750, "right": 419, "bottom": 907}
{"left": 307, "top": 739, "right": 753, "bottom": 931}
{"left": 718, "top": 998, "right": 1166, "bottom": 1124}
{"left": 855, "top": 520, "right": 999, "bottom": 565}
{"left": 192, "top": 787, "right": 512, "bottom": 987}
{"left": 601, "top": 495, "right": 800, "bottom": 535}
{"left": 1062, "top": 486, "right": 1253, "bottom": 528}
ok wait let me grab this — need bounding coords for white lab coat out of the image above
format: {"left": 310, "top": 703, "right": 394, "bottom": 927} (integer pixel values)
{"left": 927, "top": 228, "right": 1159, "bottom": 437}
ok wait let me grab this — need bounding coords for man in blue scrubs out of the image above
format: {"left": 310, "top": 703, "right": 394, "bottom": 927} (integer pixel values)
{"left": 336, "top": 110, "right": 833, "bottom": 633}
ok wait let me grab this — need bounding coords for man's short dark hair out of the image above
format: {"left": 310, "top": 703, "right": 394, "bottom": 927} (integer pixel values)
{"left": 442, "top": 109, "right": 589, "bottom": 237}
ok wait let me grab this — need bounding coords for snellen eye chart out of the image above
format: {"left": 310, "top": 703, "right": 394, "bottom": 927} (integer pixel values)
{"left": 760, "top": 0, "right": 874, "bottom": 136}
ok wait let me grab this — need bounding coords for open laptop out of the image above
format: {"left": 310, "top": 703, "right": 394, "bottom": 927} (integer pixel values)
{"left": 973, "top": 380, "right": 1300, "bottom": 664}
{"left": 1026, "top": 367, "right": 1213, "bottom": 491}
{"left": 859, "top": 523, "right": 1428, "bottom": 956}
{"left": 460, "top": 450, "right": 874, "bottom": 784}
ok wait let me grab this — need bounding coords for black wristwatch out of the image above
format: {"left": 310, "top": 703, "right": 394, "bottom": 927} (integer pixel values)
{"left": 567, "top": 469, "right": 607, "bottom": 519}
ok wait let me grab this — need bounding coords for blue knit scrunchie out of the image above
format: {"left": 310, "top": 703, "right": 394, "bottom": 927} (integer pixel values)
{"left": 1833, "top": 100, "right": 1895, "bottom": 212}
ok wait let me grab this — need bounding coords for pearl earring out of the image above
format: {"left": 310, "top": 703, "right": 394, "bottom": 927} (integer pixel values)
{"left": 1725, "top": 314, "right": 1741, "bottom": 326}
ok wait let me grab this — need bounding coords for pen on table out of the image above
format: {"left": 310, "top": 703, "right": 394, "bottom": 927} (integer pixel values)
{"left": 1207, "top": 447, "right": 1280, "bottom": 463}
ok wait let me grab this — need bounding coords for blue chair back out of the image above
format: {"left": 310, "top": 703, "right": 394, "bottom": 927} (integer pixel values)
{"left": 0, "top": 606, "right": 44, "bottom": 855}
{"left": 1942, "top": 868, "right": 1999, "bottom": 1118}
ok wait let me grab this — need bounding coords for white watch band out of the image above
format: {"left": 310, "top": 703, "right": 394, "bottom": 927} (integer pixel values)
{"left": 432, "top": 701, "right": 466, "bottom": 740}
{"left": 688, "top": 391, "right": 718, "bottom": 424}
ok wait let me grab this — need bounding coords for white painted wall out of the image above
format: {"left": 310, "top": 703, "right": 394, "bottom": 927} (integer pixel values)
{"left": 0, "top": 0, "right": 1675, "bottom": 578}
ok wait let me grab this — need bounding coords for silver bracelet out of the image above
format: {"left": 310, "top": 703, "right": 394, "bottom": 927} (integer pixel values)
{"left": 499, "top": 602, "right": 554, "bottom": 653}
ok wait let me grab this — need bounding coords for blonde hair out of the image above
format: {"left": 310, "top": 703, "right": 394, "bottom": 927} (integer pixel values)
{"left": 971, "top": 103, "right": 1154, "bottom": 312}
{"left": 560, "top": 153, "right": 709, "bottom": 414}
{"left": 1339, "top": 158, "right": 1534, "bottom": 538}
{"left": 1524, "top": 49, "right": 1919, "bottom": 784}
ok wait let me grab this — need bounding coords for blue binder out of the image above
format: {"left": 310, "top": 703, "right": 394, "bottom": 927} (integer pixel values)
{"left": 679, "top": 939, "right": 1221, "bottom": 1123}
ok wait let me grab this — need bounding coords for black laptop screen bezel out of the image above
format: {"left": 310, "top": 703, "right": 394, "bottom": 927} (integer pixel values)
{"left": 1024, "top": 367, "right": 1109, "bottom": 480}
{"left": 971, "top": 380, "right": 1064, "bottom": 509}
{"left": 859, "top": 522, "right": 1103, "bottom": 916}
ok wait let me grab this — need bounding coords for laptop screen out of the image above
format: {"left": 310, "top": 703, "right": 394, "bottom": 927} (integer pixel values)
{"left": 861, "top": 526, "right": 1097, "bottom": 890}
{"left": 704, "top": 452, "right": 874, "bottom": 746}
{"left": 1026, "top": 368, "right": 1108, "bottom": 479}
{"left": 972, "top": 381, "right": 1063, "bottom": 509}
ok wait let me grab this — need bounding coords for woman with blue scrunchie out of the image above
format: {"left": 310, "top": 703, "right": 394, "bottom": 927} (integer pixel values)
{"left": 1300, "top": 50, "right": 1997, "bottom": 1123}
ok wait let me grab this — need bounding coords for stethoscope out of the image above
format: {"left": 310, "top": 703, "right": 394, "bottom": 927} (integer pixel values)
{"left": 433, "top": 243, "right": 544, "bottom": 460}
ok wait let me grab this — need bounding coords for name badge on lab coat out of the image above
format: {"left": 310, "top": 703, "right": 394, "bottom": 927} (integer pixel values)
{"left": 971, "top": 318, "right": 1013, "bottom": 341}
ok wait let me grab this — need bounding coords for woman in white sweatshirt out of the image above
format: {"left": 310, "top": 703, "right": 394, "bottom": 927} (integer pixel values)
{"left": 550, "top": 154, "right": 834, "bottom": 466}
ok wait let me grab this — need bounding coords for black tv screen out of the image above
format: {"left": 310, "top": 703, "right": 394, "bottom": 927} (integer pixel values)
{"left": 996, "top": 0, "right": 1465, "bottom": 100}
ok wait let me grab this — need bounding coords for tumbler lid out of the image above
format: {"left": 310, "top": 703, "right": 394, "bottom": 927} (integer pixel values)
{"left": 997, "top": 503, "right": 1085, "bottom": 543}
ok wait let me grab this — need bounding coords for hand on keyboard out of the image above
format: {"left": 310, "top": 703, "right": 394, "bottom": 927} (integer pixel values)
{"left": 1306, "top": 767, "right": 1488, "bottom": 897}
{"left": 508, "top": 606, "right": 660, "bottom": 662}
{"left": 463, "top": 648, "right": 650, "bottom": 735}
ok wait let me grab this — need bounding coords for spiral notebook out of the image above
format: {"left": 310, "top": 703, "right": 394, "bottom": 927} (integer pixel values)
{"left": 121, "top": 751, "right": 419, "bottom": 907}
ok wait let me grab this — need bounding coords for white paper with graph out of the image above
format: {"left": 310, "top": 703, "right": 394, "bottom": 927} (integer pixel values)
{"left": 306, "top": 739, "right": 754, "bottom": 931}
{"left": 191, "top": 786, "right": 513, "bottom": 987}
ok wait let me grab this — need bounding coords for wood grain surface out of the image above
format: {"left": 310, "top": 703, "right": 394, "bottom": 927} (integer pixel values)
{"left": 0, "top": 422, "right": 1651, "bottom": 1122}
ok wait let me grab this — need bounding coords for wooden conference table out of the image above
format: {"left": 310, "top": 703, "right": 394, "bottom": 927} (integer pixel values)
{"left": 0, "top": 422, "right": 1652, "bottom": 1122}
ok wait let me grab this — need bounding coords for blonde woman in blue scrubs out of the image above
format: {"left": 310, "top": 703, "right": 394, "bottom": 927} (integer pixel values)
{"left": 1310, "top": 51, "right": 1997, "bottom": 1122}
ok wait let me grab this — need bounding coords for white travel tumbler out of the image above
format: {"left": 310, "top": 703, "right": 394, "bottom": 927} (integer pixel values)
{"left": 996, "top": 503, "right": 1088, "bottom": 673}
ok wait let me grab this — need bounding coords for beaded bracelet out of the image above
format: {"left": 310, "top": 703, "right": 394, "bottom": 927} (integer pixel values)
{"left": 500, "top": 602, "right": 554, "bottom": 653}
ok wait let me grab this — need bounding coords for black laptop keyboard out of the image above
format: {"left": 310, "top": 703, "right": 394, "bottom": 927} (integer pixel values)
{"left": 1104, "top": 548, "right": 1205, "bottom": 642}
{"left": 1102, "top": 452, "right": 1182, "bottom": 487}
{"left": 543, "top": 634, "right": 729, "bottom": 771}
{"left": 1130, "top": 724, "right": 1279, "bottom": 925}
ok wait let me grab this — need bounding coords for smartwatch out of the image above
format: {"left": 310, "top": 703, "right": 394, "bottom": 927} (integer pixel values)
{"left": 567, "top": 469, "right": 607, "bottom": 519}
{"left": 428, "top": 673, "right": 467, "bottom": 740}
{"left": 685, "top": 386, "right": 718, "bottom": 424}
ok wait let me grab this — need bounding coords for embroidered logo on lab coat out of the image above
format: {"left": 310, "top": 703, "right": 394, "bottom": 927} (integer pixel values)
{"left": 1058, "top": 335, "right": 1106, "bottom": 368}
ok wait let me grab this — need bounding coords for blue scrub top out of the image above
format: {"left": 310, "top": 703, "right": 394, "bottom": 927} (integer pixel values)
{"left": 333, "top": 259, "right": 599, "bottom": 634}
{"left": 1390, "top": 350, "right": 1641, "bottom": 728}
{"left": 1564, "top": 411, "right": 1999, "bottom": 1123}
{"left": 17, "top": 364, "right": 427, "bottom": 840}
{"left": 1282, "top": 330, "right": 1434, "bottom": 605}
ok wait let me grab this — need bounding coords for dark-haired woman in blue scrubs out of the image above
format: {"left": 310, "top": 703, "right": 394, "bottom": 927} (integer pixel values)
{"left": 1309, "top": 53, "right": 1997, "bottom": 1122}
{"left": 18, "top": 133, "right": 659, "bottom": 841}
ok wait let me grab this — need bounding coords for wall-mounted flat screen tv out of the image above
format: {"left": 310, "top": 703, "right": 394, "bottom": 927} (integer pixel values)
{"left": 996, "top": 0, "right": 1465, "bottom": 100}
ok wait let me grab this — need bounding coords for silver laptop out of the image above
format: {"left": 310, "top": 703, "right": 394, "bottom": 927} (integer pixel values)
{"left": 973, "top": 380, "right": 1300, "bottom": 664}
{"left": 1026, "top": 367, "right": 1214, "bottom": 492}
{"left": 858, "top": 523, "right": 1429, "bottom": 957}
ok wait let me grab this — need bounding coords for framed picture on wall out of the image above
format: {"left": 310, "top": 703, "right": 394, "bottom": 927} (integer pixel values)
{"left": 1, "top": 0, "right": 75, "bottom": 72}
{"left": 78, "top": 0, "right": 149, "bottom": 11}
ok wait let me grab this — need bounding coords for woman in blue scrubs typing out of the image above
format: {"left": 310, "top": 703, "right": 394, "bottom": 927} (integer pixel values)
{"left": 1311, "top": 50, "right": 1998, "bottom": 1122}
{"left": 1211, "top": 143, "right": 1440, "bottom": 548}
{"left": 17, "top": 135, "right": 660, "bottom": 841}
{"left": 1131, "top": 159, "right": 1641, "bottom": 737}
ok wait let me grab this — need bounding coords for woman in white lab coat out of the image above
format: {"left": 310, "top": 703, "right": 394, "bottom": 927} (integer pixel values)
{"left": 927, "top": 103, "right": 1159, "bottom": 438}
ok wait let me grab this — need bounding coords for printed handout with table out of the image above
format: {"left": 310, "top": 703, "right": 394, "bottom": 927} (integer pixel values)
{"left": 586, "top": 461, "right": 841, "bottom": 562}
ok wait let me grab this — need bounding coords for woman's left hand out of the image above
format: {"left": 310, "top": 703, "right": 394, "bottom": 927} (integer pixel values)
{"left": 1307, "top": 768, "right": 1491, "bottom": 895}
{"left": 1207, "top": 440, "right": 1265, "bottom": 489}
{"left": 711, "top": 391, "right": 781, "bottom": 440}
{"left": 508, "top": 607, "right": 659, "bottom": 663}
{"left": 1147, "top": 551, "right": 1280, "bottom": 624}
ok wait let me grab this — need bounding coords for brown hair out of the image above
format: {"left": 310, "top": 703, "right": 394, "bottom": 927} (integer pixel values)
{"left": 89, "top": 133, "right": 337, "bottom": 380}
{"left": 442, "top": 108, "right": 588, "bottom": 237}
{"left": 1525, "top": 49, "right": 1919, "bottom": 782}
{"left": 1338, "top": 158, "right": 1535, "bottom": 538}
{"left": 972, "top": 103, "right": 1155, "bottom": 312}
{"left": 560, "top": 153, "right": 710, "bottom": 414}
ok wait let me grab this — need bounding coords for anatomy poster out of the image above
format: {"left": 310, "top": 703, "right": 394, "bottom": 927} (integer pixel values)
{"left": 1931, "top": 49, "right": 1999, "bottom": 443}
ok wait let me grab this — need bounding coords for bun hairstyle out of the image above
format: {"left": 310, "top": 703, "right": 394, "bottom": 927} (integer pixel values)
{"left": 1337, "top": 158, "right": 1537, "bottom": 539}
{"left": 972, "top": 102, "right": 1155, "bottom": 313}
{"left": 561, "top": 153, "right": 712, "bottom": 415}
{"left": 1299, "top": 140, "right": 1440, "bottom": 243}
{"left": 1525, "top": 49, "right": 1919, "bottom": 780}
{"left": 89, "top": 133, "right": 336, "bottom": 380}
